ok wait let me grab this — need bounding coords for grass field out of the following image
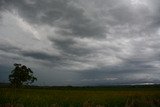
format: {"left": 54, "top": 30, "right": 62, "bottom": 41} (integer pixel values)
{"left": 0, "top": 86, "right": 160, "bottom": 107}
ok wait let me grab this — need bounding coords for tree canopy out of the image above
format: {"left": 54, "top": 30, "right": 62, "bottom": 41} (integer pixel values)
{"left": 9, "top": 63, "right": 37, "bottom": 87}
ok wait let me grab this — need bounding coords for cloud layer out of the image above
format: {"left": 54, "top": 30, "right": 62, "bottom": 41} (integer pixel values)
{"left": 0, "top": 0, "right": 160, "bottom": 85}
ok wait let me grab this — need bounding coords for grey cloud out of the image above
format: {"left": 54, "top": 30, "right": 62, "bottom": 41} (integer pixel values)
{"left": 0, "top": 0, "right": 6, "bottom": 19}
{"left": 0, "top": 44, "right": 20, "bottom": 53}
{"left": 2, "top": 0, "right": 106, "bottom": 38}
{"left": 108, "top": 6, "right": 136, "bottom": 25}
{"left": 106, "top": 3, "right": 150, "bottom": 27}
{"left": 1, "top": 0, "right": 160, "bottom": 85}
{"left": 148, "top": 1, "right": 160, "bottom": 29}
{"left": 78, "top": 62, "right": 160, "bottom": 85}
{"left": 0, "top": 43, "right": 63, "bottom": 65}
{"left": 21, "top": 51, "right": 61, "bottom": 61}
{"left": 51, "top": 38, "right": 92, "bottom": 57}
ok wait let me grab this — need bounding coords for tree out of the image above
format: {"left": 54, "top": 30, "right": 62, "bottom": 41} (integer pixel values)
{"left": 9, "top": 63, "right": 37, "bottom": 87}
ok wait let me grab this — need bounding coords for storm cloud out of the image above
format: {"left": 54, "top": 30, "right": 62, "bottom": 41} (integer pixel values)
{"left": 0, "top": 0, "right": 160, "bottom": 86}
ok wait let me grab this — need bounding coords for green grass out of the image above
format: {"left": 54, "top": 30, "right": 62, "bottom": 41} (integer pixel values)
{"left": 0, "top": 86, "right": 160, "bottom": 107}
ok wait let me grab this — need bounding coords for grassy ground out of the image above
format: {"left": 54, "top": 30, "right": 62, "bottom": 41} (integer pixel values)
{"left": 0, "top": 86, "right": 160, "bottom": 107}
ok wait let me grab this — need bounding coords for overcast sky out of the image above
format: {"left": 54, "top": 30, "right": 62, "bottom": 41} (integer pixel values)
{"left": 0, "top": 0, "right": 160, "bottom": 86}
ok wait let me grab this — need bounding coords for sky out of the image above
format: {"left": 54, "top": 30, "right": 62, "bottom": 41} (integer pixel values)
{"left": 0, "top": 0, "right": 160, "bottom": 86}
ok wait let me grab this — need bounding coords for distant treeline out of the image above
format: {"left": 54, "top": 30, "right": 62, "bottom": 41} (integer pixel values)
{"left": 1, "top": 82, "right": 160, "bottom": 90}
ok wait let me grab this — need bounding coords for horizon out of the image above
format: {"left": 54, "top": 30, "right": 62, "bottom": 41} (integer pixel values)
{"left": 0, "top": 82, "right": 159, "bottom": 87}
{"left": 1, "top": 0, "right": 160, "bottom": 86}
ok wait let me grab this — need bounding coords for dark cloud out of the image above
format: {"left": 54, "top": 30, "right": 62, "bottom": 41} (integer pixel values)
{"left": 21, "top": 51, "right": 61, "bottom": 61}
{"left": 50, "top": 38, "right": 92, "bottom": 57}
{"left": 1, "top": 0, "right": 160, "bottom": 85}
{"left": 0, "top": 65, "right": 12, "bottom": 82}
{"left": 2, "top": 0, "right": 106, "bottom": 38}
{"left": 0, "top": 44, "right": 20, "bottom": 53}
{"left": 78, "top": 61, "right": 160, "bottom": 85}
